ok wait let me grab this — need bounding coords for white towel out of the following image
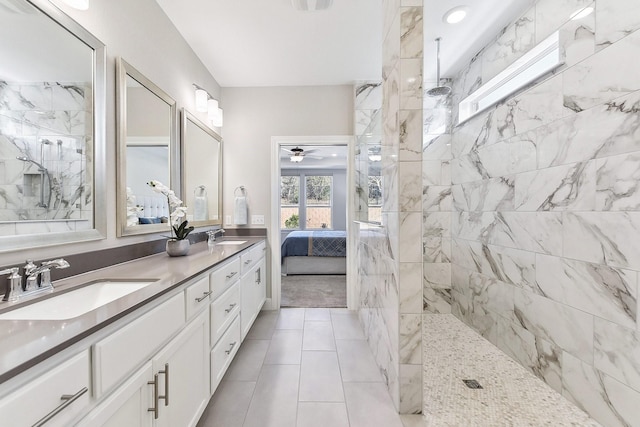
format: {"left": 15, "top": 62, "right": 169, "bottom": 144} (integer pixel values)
{"left": 234, "top": 196, "right": 248, "bottom": 225}
{"left": 193, "top": 195, "right": 207, "bottom": 220}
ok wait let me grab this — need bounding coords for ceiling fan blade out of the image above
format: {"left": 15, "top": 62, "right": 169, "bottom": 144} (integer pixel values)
{"left": 281, "top": 147, "right": 294, "bottom": 153}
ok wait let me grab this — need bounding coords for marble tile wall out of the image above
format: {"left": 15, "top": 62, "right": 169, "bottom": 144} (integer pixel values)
{"left": 0, "top": 81, "right": 92, "bottom": 228}
{"left": 448, "top": 0, "right": 640, "bottom": 425}
{"left": 356, "top": 0, "right": 424, "bottom": 415}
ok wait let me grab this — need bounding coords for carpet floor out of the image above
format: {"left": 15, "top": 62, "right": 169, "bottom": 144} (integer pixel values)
{"left": 281, "top": 274, "right": 347, "bottom": 308}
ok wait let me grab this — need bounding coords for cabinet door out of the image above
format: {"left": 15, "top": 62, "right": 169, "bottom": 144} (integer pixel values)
{"left": 77, "top": 362, "right": 153, "bottom": 427}
{"left": 240, "top": 259, "right": 266, "bottom": 340}
{"left": 152, "top": 309, "right": 210, "bottom": 427}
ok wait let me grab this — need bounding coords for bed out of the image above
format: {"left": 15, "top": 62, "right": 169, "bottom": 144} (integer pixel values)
{"left": 281, "top": 230, "right": 346, "bottom": 275}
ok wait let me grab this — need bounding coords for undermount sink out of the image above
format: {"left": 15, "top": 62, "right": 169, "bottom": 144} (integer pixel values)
{"left": 215, "top": 240, "right": 247, "bottom": 246}
{"left": 0, "top": 280, "right": 157, "bottom": 321}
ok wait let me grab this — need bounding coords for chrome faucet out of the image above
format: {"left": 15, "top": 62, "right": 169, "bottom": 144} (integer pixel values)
{"left": 1, "top": 258, "right": 70, "bottom": 302}
{"left": 207, "top": 228, "right": 226, "bottom": 243}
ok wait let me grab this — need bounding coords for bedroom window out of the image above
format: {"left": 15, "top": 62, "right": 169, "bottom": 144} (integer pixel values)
{"left": 281, "top": 176, "right": 300, "bottom": 229}
{"left": 305, "top": 175, "right": 332, "bottom": 229}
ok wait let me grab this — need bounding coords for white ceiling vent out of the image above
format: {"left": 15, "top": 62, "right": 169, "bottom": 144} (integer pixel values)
{"left": 291, "top": 0, "right": 333, "bottom": 11}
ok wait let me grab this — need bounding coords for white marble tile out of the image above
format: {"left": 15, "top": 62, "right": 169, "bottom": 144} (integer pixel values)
{"left": 562, "top": 351, "right": 640, "bottom": 427}
{"left": 422, "top": 133, "right": 451, "bottom": 161}
{"left": 400, "top": 59, "right": 422, "bottom": 110}
{"left": 399, "top": 161, "right": 422, "bottom": 212}
{"left": 299, "top": 351, "right": 344, "bottom": 402}
{"left": 296, "top": 402, "right": 349, "bottom": 427}
{"left": 453, "top": 176, "right": 515, "bottom": 212}
{"left": 400, "top": 7, "right": 422, "bottom": 59}
{"left": 399, "top": 364, "right": 422, "bottom": 414}
{"left": 422, "top": 160, "right": 444, "bottom": 185}
{"left": 344, "top": 382, "right": 404, "bottom": 427}
{"left": 594, "top": 318, "right": 640, "bottom": 393}
{"left": 536, "top": 254, "right": 637, "bottom": 329}
{"left": 596, "top": 151, "right": 640, "bottom": 211}
{"left": 595, "top": 0, "right": 640, "bottom": 48}
{"left": 563, "top": 211, "right": 640, "bottom": 270}
{"left": 243, "top": 364, "right": 299, "bottom": 427}
{"left": 399, "top": 262, "right": 423, "bottom": 314}
{"left": 513, "top": 289, "right": 594, "bottom": 362}
{"left": 399, "top": 109, "right": 422, "bottom": 161}
{"left": 423, "top": 212, "right": 450, "bottom": 263}
{"left": 400, "top": 212, "right": 422, "bottom": 262}
{"left": 564, "top": 29, "right": 640, "bottom": 112}
{"left": 302, "top": 321, "right": 336, "bottom": 351}
{"left": 51, "top": 83, "right": 87, "bottom": 111}
{"left": 399, "top": 314, "right": 421, "bottom": 364}
{"left": 422, "top": 185, "right": 451, "bottom": 212}
{"left": 515, "top": 161, "right": 596, "bottom": 211}
{"left": 481, "top": 8, "right": 536, "bottom": 83}
{"left": 355, "top": 82, "right": 383, "bottom": 111}
{"left": 383, "top": 10, "right": 401, "bottom": 81}
{"left": 559, "top": 3, "right": 596, "bottom": 66}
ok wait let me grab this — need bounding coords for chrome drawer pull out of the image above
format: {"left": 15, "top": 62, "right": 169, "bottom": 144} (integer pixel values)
{"left": 195, "top": 291, "right": 212, "bottom": 302}
{"left": 224, "top": 303, "right": 237, "bottom": 313}
{"left": 159, "top": 363, "right": 169, "bottom": 406}
{"left": 244, "top": 259, "right": 252, "bottom": 265}
{"left": 32, "top": 386, "right": 88, "bottom": 426}
{"left": 226, "top": 271, "right": 237, "bottom": 279}
{"left": 225, "top": 341, "right": 237, "bottom": 355}
{"left": 148, "top": 374, "right": 159, "bottom": 419}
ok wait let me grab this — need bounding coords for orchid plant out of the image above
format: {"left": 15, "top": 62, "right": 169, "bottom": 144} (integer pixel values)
{"left": 147, "top": 180, "right": 194, "bottom": 241}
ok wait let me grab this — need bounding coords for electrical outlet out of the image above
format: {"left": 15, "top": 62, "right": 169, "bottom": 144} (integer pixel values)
{"left": 225, "top": 215, "right": 232, "bottom": 225}
{"left": 251, "top": 215, "right": 265, "bottom": 225}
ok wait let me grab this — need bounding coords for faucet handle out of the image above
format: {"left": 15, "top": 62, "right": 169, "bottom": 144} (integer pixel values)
{"left": 1, "top": 267, "right": 22, "bottom": 302}
{"left": 24, "top": 259, "right": 37, "bottom": 275}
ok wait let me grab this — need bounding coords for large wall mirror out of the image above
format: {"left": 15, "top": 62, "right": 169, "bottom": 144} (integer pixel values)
{"left": 0, "top": 0, "right": 106, "bottom": 252}
{"left": 116, "top": 58, "right": 177, "bottom": 236}
{"left": 181, "top": 110, "right": 221, "bottom": 228}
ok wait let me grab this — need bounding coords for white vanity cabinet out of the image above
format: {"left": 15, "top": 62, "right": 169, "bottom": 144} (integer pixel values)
{"left": 0, "top": 350, "right": 90, "bottom": 427}
{"left": 240, "top": 241, "right": 267, "bottom": 340}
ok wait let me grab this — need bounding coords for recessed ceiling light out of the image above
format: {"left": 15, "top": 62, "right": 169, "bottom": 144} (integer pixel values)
{"left": 443, "top": 6, "right": 469, "bottom": 24}
{"left": 569, "top": 5, "right": 594, "bottom": 20}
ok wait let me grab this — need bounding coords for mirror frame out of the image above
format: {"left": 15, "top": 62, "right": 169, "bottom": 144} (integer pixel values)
{"left": 0, "top": 0, "right": 107, "bottom": 252}
{"left": 116, "top": 57, "right": 178, "bottom": 237}
{"left": 181, "top": 109, "right": 223, "bottom": 228}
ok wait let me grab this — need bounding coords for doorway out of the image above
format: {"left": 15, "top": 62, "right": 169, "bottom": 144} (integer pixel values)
{"left": 270, "top": 136, "right": 355, "bottom": 310}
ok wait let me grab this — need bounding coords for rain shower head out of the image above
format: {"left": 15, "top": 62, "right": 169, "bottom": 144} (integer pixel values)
{"left": 426, "top": 37, "right": 452, "bottom": 98}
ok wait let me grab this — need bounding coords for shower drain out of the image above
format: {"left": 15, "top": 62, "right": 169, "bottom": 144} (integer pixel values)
{"left": 463, "top": 379, "right": 483, "bottom": 389}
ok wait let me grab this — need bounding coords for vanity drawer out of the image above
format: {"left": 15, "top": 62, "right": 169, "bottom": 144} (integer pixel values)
{"left": 211, "top": 316, "right": 241, "bottom": 394}
{"left": 210, "top": 282, "right": 240, "bottom": 346}
{"left": 93, "top": 292, "right": 185, "bottom": 397}
{"left": 210, "top": 256, "right": 241, "bottom": 299}
{"left": 0, "top": 350, "right": 90, "bottom": 427}
{"left": 240, "top": 241, "right": 266, "bottom": 273}
{"left": 185, "top": 275, "right": 211, "bottom": 320}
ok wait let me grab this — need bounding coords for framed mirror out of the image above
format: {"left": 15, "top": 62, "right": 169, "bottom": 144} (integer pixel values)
{"left": 0, "top": 0, "right": 106, "bottom": 252}
{"left": 116, "top": 57, "right": 177, "bottom": 236}
{"left": 181, "top": 109, "right": 222, "bottom": 228}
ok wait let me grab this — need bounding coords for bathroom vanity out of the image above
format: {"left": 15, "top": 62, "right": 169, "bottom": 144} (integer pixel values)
{"left": 0, "top": 238, "right": 266, "bottom": 427}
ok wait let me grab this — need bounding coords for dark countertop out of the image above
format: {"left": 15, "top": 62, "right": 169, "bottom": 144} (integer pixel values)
{"left": 0, "top": 237, "right": 265, "bottom": 385}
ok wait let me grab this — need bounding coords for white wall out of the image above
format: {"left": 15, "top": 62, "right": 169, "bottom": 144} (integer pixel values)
{"left": 3, "top": 0, "right": 221, "bottom": 265}
{"left": 220, "top": 85, "right": 354, "bottom": 232}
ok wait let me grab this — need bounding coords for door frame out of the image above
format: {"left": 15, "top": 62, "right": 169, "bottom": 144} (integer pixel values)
{"left": 268, "top": 135, "right": 356, "bottom": 310}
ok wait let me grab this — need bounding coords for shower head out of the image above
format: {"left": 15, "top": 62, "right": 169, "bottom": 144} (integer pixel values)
{"left": 427, "top": 37, "right": 452, "bottom": 98}
{"left": 40, "top": 138, "right": 53, "bottom": 145}
{"left": 16, "top": 156, "right": 47, "bottom": 171}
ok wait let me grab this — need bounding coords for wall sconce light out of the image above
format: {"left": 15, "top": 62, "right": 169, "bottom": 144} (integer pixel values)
{"left": 59, "top": 0, "right": 89, "bottom": 10}
{"left": 194, "top": 84, "right": 223, "bottom": 127}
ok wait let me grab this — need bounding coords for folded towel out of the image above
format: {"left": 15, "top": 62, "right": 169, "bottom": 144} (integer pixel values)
{"left": 234, "top": 196, "right": 248, "bottom": 225}
{"left": 194, "top": 195, "right": 207, "bottom": 221}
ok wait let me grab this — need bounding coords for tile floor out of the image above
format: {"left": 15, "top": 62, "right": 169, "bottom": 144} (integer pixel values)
{"left": 197, "top": 308, "right": 409, "bottom": 427}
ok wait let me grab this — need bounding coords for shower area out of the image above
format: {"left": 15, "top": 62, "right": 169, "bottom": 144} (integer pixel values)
{"left": 0, "top": 81, "right": 91, "bottom": 223}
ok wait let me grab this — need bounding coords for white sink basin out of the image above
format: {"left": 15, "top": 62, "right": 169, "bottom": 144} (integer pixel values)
{"left": 0, "top": 280, "right": 157, "bottom": 321}
{"left": 215, "top": 240, "right": 247, "bottom": 246}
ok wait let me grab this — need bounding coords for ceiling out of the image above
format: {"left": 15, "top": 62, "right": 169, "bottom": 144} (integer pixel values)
{"left": 156, "top": 0, "right": 535, "bottom": 88}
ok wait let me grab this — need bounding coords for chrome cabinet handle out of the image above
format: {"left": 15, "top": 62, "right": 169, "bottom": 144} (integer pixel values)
{"left": 225, "top": 341, "right": 237, "bottom": 355}
{"left": 244, "top": 259, "right": 252, "bottom": 265}
{"left": 224, "top": 303, "right": 237, "bottom": 313}
{"left": 148, "top": 374, "right": 159, "bottom": 419}
{"left": 159, "top": 363, "right": 169, "bottom": 406}
{"left": 226, "top": 271, "right": 237, "bottom": 279}
{"left": 255, "top": 269, "right": 261, "bottom": 284}
{"left": 32, "top": 387, "right": 88, "bottom": 427}
{"left": 195, "top": 291, "right": 212, "bottom": 302}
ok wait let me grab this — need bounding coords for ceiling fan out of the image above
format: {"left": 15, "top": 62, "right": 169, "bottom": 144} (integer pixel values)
{"left": 281, "top": 146, "right": 323, "bottom": 162}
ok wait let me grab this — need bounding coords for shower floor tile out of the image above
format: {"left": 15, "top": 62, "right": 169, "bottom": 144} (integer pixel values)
{"left": 422, "top": 314, "right": 601, "bottom": 427}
